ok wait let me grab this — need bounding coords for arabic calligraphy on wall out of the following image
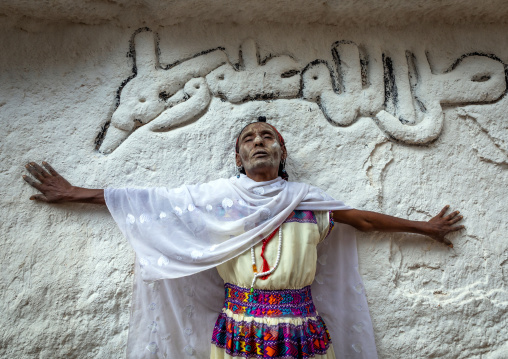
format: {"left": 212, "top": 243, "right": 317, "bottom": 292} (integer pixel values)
{"left": 96, "top": 28, "right": 507, "bottom": 153}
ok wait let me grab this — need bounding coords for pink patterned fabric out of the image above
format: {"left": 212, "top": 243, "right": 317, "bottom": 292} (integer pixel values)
{"left": 284, "top": 210, "right": 317, "bottom": 224}
{"left": 223, "top": 283, "right": 317, "bottom": 318}
{"left": 212, "top": 284, "right": 331, "bottom": 358}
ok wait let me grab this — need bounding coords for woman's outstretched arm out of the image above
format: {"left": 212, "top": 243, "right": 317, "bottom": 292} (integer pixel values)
{"left": 23, "top": 162, "right": 105, "bottom": 205}
{"left": 332, "top": 206, "right": 464, "bottom": 248}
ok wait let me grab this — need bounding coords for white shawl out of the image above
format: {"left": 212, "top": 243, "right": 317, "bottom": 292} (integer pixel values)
{"left": 106, "top": 175, "right": 378, "bottom": 358}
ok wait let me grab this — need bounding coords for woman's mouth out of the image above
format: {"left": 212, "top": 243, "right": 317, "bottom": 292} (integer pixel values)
{"left": 252, "top": 150, "right": 269, "bottom": 158}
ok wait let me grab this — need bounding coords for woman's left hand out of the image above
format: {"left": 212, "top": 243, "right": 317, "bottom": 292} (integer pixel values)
{"left": 426, "top": 205, "right": 465, "bottom": 247}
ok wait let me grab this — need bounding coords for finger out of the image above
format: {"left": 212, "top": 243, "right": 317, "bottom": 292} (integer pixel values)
{"left": 22, "top": 175, "right": 42, "bottom": 190}
{"left": 42, "top": 161, "right": 59, "bottom": 177}
{"left": 25, "top": 164, "right": 44, "bottom": 181}
{"left": 449, "top": 225, "right": 465, "bottom": 232}
{"left": 30, "top": 162, "right": 49, "bottom": 178}
{"left": 29, "top": 194, "right": 48, "bottom": 202}
{"left": 433, "top": 235, "right": 453, "bottom": 248}
{"left": 441, "top": 239, "right": 453, "bottom": 248}
{"left": 442, "top": 238, "right": 453, "bottom": 248}
{"left": 445, "top": 210, "right": 460, "bottom": 221}
{"left": 449, "top": 215, "right": 463, "bottom": 224}
{"left": 438, "top": 205, "right": 449, "bottom": 217}
{"left": 438, "top": 239, "right": 453, "bottom": 248}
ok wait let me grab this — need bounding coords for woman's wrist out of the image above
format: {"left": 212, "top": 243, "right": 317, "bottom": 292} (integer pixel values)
{"left": 66, "top": 187, "right": 105, "bottom": 204}
{"left": 411, "top": 221, "right": 436, "bottom": 237}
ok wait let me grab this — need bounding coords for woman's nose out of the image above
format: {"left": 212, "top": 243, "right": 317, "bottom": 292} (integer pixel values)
{"left": 253, "top": 135, "right": 263, "bottom": 144}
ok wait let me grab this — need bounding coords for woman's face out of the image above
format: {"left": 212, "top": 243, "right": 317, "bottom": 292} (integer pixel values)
{"left": 235, "top": 123, "right": 286, "bottom": 180}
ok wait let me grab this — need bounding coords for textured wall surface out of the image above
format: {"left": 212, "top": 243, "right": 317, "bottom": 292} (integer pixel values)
{"left": 1, "top": 5, "right": 508, "bottom": 358}
{"left": 2, "top": 0, "right": 508, "bottom": 27}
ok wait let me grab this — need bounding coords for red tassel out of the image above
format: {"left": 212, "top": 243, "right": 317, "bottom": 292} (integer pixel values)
{"left": 259, "top": 227, "right": 279, "bottom": 280}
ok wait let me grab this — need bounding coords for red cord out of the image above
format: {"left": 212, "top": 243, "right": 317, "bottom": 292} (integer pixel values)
{"left": 259, "top": 226, "right": 280, "bottom": 280}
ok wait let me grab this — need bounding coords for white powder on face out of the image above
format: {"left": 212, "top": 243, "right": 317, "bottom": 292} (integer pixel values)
{"left": 271, "top": 142, "right": 280, "bottom": 149}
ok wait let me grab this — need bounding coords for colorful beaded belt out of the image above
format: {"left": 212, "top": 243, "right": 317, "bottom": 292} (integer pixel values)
{"left": 223, "top": 283, "right": 317, "bottom": 318}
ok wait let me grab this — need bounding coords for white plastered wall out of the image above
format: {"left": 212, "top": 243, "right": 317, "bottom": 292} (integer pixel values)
{"left": 1, "top": 10, "right": 508, "bottom": 359}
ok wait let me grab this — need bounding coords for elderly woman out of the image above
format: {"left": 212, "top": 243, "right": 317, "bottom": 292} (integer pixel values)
{"left": 23, "top": 119, "right": 463, "bottom": 359}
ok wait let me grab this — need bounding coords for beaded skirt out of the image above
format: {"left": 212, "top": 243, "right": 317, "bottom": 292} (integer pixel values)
{"left": 211, "top": 283, "right": 332, "bottom": 358}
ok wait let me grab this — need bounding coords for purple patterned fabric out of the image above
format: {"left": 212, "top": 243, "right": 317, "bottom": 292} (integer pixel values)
{"left": 326, "top": 210, "right": 335, "bottom": 238}
{"left": 284, "top": 210, "right": 317, "bottom": 224}
{"left": 212, "top": 284, "right": 331, "bottom": 358}
{"left": 223, "top": 283, "right": 317, "bottom": 318}
{"left": 212, "top": 313, "right": 331, "bottom": 358}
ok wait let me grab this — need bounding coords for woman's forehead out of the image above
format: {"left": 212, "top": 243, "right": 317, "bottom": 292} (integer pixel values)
{"left": 239, "top": 122, "right": 277, "bottom": 139}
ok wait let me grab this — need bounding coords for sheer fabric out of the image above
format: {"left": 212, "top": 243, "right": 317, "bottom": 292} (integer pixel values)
{"left": 105, "top": 175, "right": 377, "bottom": 358}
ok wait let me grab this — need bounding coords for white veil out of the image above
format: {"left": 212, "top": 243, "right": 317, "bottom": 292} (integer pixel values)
{"left": 105, "top": 175, "right": 377, "bottom": 358}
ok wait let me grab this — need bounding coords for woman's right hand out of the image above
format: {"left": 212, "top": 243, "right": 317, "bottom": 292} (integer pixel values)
{"left": 23, "top": 162, "right": 105, "bottom": 205}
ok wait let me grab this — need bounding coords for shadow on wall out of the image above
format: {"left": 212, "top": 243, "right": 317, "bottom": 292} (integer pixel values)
{"left": 95, "top": 27, "right": 508, "bottom": 154}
